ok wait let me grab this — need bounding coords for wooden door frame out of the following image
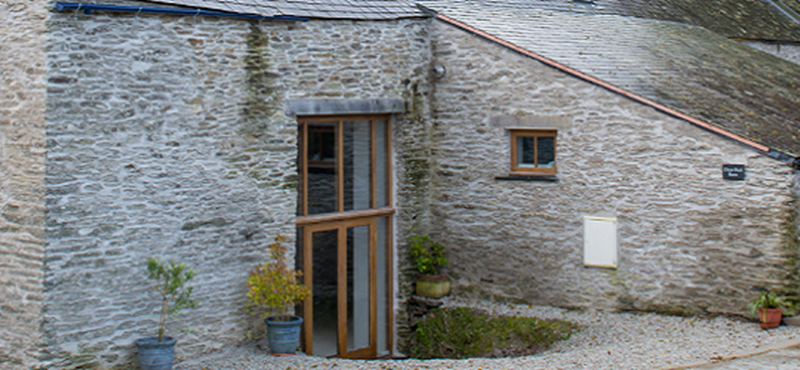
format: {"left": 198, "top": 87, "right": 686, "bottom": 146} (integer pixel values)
{"left": 296, "top": 114, "right": 394, "bottom": 358}
{"left": 301, "top": 214, "right": 389, "bottom": 358}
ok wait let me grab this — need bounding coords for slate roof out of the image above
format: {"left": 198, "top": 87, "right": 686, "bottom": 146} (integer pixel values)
{"left": 420, "top": 1, "right": 800, "bottom": 158}
{"left": 451, "top": 0, "right": 800, "bottom": 42}
{"left": 141, "top": 0, "right": 427, "bottom": 19}
{"left": 778, "top": 0, "right": 800, "bottom": 17}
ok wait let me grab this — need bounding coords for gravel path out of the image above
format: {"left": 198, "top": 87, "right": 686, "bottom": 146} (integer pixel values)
{"left": 175, "top": 298, "right": 800, "bottom": 370}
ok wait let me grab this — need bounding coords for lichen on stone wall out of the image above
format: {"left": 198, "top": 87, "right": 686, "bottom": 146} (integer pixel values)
{"left": 242, "top": 23, "right": 279, "bottom": 139}
{"left": 776, "top": 172, "right": 800, "bottom": 316}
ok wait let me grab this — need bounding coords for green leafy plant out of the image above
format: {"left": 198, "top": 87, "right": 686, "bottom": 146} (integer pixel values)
{"left": 145, "top": 257, "right": 198, "bottom": 342}
{"left": 748, "top": 291, "right": 785, "bottom": 322}
{"left": 247, "top": 234, "right": 311, "bottom": 321}
{"left": 409, "top": 235, "right": 449, "bottom": 275}
{"left": 410, "top": 307, "right": 577, "bottom": 359}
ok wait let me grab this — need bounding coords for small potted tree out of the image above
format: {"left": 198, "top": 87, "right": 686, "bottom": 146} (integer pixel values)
{"left": 136, "top": 257, "right": 197, "bottom": 370}
{"left": 748, "top": 291, "right": 784, "bottom": 329}
{"left": 409, "top": 235, "right": 450, "bottom": 299}
{"left": 247, "top": 234, "right": 311, "bottom": 356}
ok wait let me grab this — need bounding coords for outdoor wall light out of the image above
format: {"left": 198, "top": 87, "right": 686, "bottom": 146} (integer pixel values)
{"left": 432, "top": 64, "right": 446, "bottom": 79}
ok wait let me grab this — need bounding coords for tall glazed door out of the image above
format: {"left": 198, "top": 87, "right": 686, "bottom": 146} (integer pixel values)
{"left": 296, "top": 115, "right": 393, "bottom": 359}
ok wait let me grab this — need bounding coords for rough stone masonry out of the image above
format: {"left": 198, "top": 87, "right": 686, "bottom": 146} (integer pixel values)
{"left": 0, "top": 0, "right": 48, "bottom": 368}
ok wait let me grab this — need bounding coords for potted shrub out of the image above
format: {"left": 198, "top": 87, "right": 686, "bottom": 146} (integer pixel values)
{"left": 409, "top": 235, "right": 450, "bottom": 299}
{"left": 246, "top": 234, "right": 311, "bottom": 356}
{"left": 135, "top": 257, "right": 197, "bottom": 370}
{"left": 748, "top": 291, "right": 784, "bottom": 329}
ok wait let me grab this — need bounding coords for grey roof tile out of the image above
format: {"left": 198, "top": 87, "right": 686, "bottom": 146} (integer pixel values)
{"left": 422, "top": 1, "right": 800, "bottom": 156}
{"left": 421, "top": 0, "right": 800, "bottom": 42}
{"left": 142, "top": 0, "right": 427, "bottom": 19}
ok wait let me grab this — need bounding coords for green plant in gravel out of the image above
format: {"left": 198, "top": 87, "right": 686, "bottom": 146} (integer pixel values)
{"left": 146, "top": 257, "right": 198, "bottom": 342}
{"left": 410, "top": 307, "right": 578, "bottom": 359}
{"left": 409, "top": 235, "right": 448, "bottom": 275}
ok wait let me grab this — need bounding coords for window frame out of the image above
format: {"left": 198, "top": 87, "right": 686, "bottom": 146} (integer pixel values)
{"left": 509, "top": 129, "right": 558, "bottom": 175}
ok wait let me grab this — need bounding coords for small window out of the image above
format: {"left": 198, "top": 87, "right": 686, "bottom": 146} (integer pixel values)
{"left": 510, "top": 129, "right": 557, "bottom": 175}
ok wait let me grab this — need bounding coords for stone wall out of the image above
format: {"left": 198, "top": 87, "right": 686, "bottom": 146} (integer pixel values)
{"left": 741, "top": 41, "right": 800, "bottom": 65}
{"left": 43, "top": 9, "right": 432, "bottom": 368}
{"left": 0, "top": 1, "right": 48, "bottom": 368}
{"left": 428, "top": 20, "right": 799, "bottom": 316}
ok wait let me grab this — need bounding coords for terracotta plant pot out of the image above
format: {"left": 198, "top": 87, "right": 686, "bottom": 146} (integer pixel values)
{"left": 416, "top": 273, "right": 451, "bottom": 299}
{"left": 758, "top": 307, "right": 782, "bottom": 329}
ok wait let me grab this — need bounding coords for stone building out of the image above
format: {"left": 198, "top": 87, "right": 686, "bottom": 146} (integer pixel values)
{"left": 2, "top": 0, "right": 800, "bottom": 368}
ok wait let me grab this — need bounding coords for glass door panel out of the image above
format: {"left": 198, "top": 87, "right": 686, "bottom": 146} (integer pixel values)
{"left": 311, "top": 229, "right": 338, "bottom": 357}
{"left": 347, "top": 224, "right": 371, "bottom": 352}
{"left": 376, "top": 216, "right": 390, "bottom": 356}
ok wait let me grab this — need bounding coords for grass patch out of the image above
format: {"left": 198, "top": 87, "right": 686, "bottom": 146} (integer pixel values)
{"left": 409, "top": 307, "right": 578, "bottom": 359}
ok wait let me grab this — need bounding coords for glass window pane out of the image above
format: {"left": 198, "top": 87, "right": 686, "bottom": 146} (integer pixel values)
{"left": 347, "top": 225, "right": 370, "bottom": 351}
{"left": 537, "top": 136, "right": 555, "bottom": 168}
{"left": 306, "top": 123, "right": 337, "bottom": 215}
{"left": 321, "top": 131, "right": 335, "bottom": 161}
{"left": 375, "top": 120, "right": 389, "bottom": 208}
{"left": 343, "top": 120, "right": 371, "bottom": 212}
{"left": 517, "top": 136, "right": 536, "bottom": 168}
{"left": 309, "top": 130, "right": 322, "bottom": 161}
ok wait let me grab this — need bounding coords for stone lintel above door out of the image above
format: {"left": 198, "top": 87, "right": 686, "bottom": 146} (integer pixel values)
{"left": 288, "top": 99, "right": 405, "bottom": 116}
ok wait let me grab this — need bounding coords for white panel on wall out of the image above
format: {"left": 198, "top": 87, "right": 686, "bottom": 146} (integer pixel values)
{"left": 583, "top": 216, "right": 617, "bottom": 269}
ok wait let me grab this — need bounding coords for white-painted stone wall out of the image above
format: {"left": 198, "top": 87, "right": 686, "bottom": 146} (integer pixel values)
{"left": 0, "top": 0, "right": 48, "bottom": 368}
{"left": 741, "top": 41, "right": 800, "bottom": 65}
{"left": 43, "top": 10, "right": 432, "bottom": 369}
{"left": 428, "top": 20, "right": 800, "bottom": 316}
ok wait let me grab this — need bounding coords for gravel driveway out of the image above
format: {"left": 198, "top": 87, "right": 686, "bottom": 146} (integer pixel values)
{"left": 175, "top": 298, "right": 800, "bottom": 370}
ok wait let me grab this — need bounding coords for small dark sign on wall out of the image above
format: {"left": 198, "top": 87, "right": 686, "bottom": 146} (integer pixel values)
{"left": 722, "top": 164, "right": 746, "bottom": 181}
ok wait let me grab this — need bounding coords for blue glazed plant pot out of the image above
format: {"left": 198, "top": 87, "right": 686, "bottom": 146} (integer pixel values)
{"left": 265, "top": 316, "right": 304, "bottom": 356}
{"left": 135, "top": 336, "right": 177, "bottom": 370}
